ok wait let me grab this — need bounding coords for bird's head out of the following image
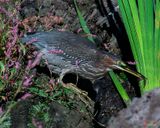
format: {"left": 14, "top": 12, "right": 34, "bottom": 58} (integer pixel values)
{"left": 99, "top": 55, "right": 145, "bottom": 80}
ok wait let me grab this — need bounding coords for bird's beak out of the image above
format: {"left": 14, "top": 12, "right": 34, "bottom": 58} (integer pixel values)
{"left": 112, "top": 63, "right": 145, "bottom": 80}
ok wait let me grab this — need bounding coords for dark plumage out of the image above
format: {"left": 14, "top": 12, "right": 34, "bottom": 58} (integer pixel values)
{"left": 21, "top": 30, "right": 143, "bottom": 82}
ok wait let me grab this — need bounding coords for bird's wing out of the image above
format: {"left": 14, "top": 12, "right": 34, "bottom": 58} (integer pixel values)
{"left": 21, "top": 30, "right": 101, "bottom": 62}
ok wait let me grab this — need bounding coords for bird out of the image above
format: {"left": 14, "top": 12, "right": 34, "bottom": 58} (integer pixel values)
{"left": 21, "top": 30, "right": 144, "bottom": 83}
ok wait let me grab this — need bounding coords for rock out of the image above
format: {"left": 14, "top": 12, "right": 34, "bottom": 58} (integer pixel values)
{"left": 108, "top": 88, "right": 160, "bottom": 128}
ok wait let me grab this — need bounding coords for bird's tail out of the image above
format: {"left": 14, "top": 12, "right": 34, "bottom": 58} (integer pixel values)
{"left": 21, "top": 33, "right": 46, "bottom": 49}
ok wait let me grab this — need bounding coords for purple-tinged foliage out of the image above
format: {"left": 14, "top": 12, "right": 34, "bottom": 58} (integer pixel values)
{"left": 20, "top": 93, "right": 32, "bottom": 100}
{"left": 0, "top": 6, "right": 11, "bottom": 17}
{"left": 0, "top": 0, "right": 10, "bottom": 2}
{"left": 23, "top": 75, "right": 34, "bottom": 87}
{"left": 0, "top": 3, "right": 37, "bottom": 102}
{"left": 26, "top": 52, "right": 43, "bottom": 70}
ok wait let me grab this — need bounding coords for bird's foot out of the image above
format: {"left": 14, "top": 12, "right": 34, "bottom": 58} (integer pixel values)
{"left": 58, "top": 69, "right": 93, "bottom": 109}
{"left": 64, "top": 83, "right": 93, "bottom": 109}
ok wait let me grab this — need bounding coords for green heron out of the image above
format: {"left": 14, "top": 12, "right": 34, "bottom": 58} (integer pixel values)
{"left": 21, "top": 30, "right": 144, "bottom": 83}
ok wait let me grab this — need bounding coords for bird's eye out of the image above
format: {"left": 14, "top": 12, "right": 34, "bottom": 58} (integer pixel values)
{"left": 117, "top": 61, "right": 126, "bottom": 67}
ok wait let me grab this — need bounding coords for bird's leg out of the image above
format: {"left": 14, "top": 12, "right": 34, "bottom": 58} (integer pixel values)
{"left": 75, "top": 71, "right": 79, "bottom": 86}
{"left": 59, "top": 69, "right": 93, "bottom": 109}
{"left": 59, "top": 66, "right": 79, "bottom": 84}
{"left": 58, "top": 68, "right": 72, "bottom": 85}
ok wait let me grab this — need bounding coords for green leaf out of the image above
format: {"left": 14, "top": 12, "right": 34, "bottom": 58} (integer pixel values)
{"left": 19, "top": 42, "right": 26, "bottom": 55}
{"left": 0, "top": 61, "right": 5, "bottom": 74}
{"left": 38, "top": 90, "right": 48, "bottom": 97}
{"left": 0, "top": 81, "right": 5, "bottom": 91}
{"left": 29, "top": 87, "right": 48, "bottom": 97}
{"left": 109, "top": 71, "right": 131, "bottom": 106}
{"left": 73, "top": 0, "right": 95, "bottom": 43}
{"left": 118, "top": 0, "right": 160, "bottom": 93}
{"left": 9, "top": 68, "right": 17, "bottom": 80}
